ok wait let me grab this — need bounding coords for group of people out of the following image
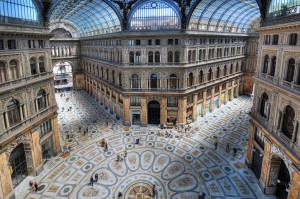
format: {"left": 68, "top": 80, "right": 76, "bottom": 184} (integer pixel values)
{"left": 29, "top": 181, "right": 39, "bottom": 193}
{"left": 116, "top": 150, "right": 127, "bottom": 162}
{"left": 214, "top": 141, "right": 238, "bottom": 156}
{"left": 89, "top": 173, "right": 98, "bottom": 186}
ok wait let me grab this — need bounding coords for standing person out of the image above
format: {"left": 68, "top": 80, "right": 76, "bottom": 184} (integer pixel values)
{"left": 34, "top": 182, "right": 38, "bottom": 193}
{"left": 226, "top": 143, "right": 230, "bottom": 152}
{"left": 90, "top": 176, "right": 94, "bottom": 186}
{"left": 94, "top": 173, "right": 98, "bottom": 182}
{"left": 124, "top": 150, "right": 128, "bottom": 158}
{"left": 152, "top": 184, "right": 157, "bottom": 197}
{"left": 105, "top": 143, "right": 108, "bottom": 152}
{"left": 233, "top": 147, "right": 237, "bottom": 157}
{"left": 117, "top": 154, "right": 120, "bottom": 162}
{"left": 214, "top": 141, "right": 218, "bottom": 150}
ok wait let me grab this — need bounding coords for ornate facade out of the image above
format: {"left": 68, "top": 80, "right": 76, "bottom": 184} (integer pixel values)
{"left": 0, "top": 25, "right": 61, "bottom": 198}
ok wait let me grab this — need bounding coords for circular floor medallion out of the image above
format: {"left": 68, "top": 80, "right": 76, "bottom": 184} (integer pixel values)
{"left": 125, "top": 182, "right": 153, "bottom": 199}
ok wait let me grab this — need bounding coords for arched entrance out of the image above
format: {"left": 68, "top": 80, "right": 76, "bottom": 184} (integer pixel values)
{"left": 148, "top": 101, "right": 160, "bottom": 124}
{"left": 268, "top": 155, "right": 290, "bottom": 199}
{"left": 9, "top": 143, "right": 28, "bottom": 188}
{"left": 53, "top": 61, "right": 73, "bottom": 92}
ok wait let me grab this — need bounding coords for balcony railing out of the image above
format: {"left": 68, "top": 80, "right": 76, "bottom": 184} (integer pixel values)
{"left": 0, "top": 72, "right": 54, "bottom": 93}
{"left": 251, "top": 112, "right": 300, "bottom": 159}
{"left": 0, "top": 105, "right": 58, "bottom": 145}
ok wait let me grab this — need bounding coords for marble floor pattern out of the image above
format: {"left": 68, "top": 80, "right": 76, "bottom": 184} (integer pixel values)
{"left": 23, "top": 91, "right": 276, "bottom": 199}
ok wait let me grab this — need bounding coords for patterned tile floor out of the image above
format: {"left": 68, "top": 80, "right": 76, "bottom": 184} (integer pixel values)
{"left": 23, "top": 91, "right": 276, "bottom": 199}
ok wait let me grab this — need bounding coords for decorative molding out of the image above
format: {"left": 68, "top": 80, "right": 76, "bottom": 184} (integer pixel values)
{"left": 271, "top": 144, "right": 293, "bottom": 176}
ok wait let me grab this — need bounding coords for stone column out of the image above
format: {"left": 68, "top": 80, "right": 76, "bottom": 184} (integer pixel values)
{"left": 178, "top": 97, "right": 187, "bottom": 124}
{"left": 210, "top": 87, "right": 215, "bottom": 112}
{"left": 230, "top": 80, "right": 235, "bottom": 101}
{"left": 123, "top": 97, "right": 130, "bottom": 126}
{"left": 279, "top": 111, "right": 285, "bottom": 130}
{"left": 246, "top": 121, "right": 255, "bottom": 166}
{"left": 4, "top": 112, "right": 9, "bottom": 128}
{"left": 224, "top": 82, "right": 229, "bottom": 104}
{"left": 0, "top": 152, "right": 13, "bottom": 199}
{"left": 0, "top": 113, "right": 4, "bottom": 131}
{"left": 104, "top": 86, "right": 107, "bottom": 109}
{"left": 99, "top": 84, "right": 103, "bottom": 105}
{"left": 52, "top": 117, "right": 61, "bottom": 155}
{"left": 192, "top": 94, "right": 197, "bottom": 121}
{"left": 288, "top": 164, "right": 300, "bottom": 199}
{"left": 160, "top": 97, "right": 167, "bottom": 125}
{"left": 218, "top": 84, "right": 222, "bottom": 108}
{"left": 202, "top": 90, "right": 207, "bottom": 117}
{"left": 236, "top": 80, "right": 240, "bottom": 97}
{"left": 20, "top": 105, "right": 23, "bottom": 121}
{"left": 141, "top": 97, "right": 147, "bottom": 126}
{"left": 259, "top": 136, "right": 272, "bottom": 193}
{"left": 23, "top": 104, "right": 28, "bottom": 119}
{"left": 31, "top": 129, "right": 43, "bottom": 169}
{"left": 109, "top": 90, "right": 113, "bottom": 114}
{"left": 115, "top": 94, "right": 120, "bottom": 120}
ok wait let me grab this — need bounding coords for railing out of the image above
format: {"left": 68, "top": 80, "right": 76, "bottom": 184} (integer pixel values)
{"left": 0, "top": 105, "right": 58, "bottom": 145}
{"left": 251, "top": 112, "right": 300, "bottom": 159}
{"left": 0, "top": 72, "right": 54, "bottom": 93}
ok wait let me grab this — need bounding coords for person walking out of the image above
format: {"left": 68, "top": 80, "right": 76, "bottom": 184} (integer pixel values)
{"left": 233, "top": 147, "right": 238, "bottom": 157}
{"left": 226, "top": 143, "right": 230, "bottom": 152}
{"left": 105, "top": 144, "right": 108, "bottom": 152}
{"left": 117, "top": 154, "right": 120, "bottom": 162}
{"left": 152, "top": 185, "right": 157, "bottom": 197}
{"left": 214, "top": 141, "right": 218, "bottom": 150}
{"left": 90, "top": 176, "right": 94, "bottom": 186}
{"left": 94, "top": 173, "right": 98, "bottom": 182}
{"left": 124, "top": 150, "right": 128, "bottom": 158}
{"left": 34, "top": 182, "right": 38, "bottom": 193}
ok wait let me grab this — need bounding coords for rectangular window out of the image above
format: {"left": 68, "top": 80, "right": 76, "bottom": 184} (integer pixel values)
{"left": 289, "top": 33, "right": 298, "bottom": 45}
{"left": 175, "top": 39, "right": 179, "bottom": 45}
{"left": 38, "top": 40, "right": 44, "bottom": 48}
{"left": 187, "top": 95, "right": 193, "bottom": 104}
{"left": 0, "top": 40, "right": 4, "bottom": 50}
{"left": 39, "top": 119, "right": 52, "bottom": 137}
{"left": 167, "top": 97, "right": 178, "bottom": 107}
{"left": 148, "top": 39, "right": 153, "bottom": 45}
{"left": 135, "top": 40, "right": 140, "bottom": 45}
{"left": 130, "top": 96, "right": 141, "bottom": 106}
{"left": 168, "top": 39, "right": 173, "bottom": 45}
{"left": 8, "top": 40, "right": 16, "bottom": 49}
{"left": 264, "top": 35, "right": 270, "bottom": 44}
{"left": 155, "top": 39, "right": 160, "bottom": 45}
{"left": 197, "top": 91, "right": 203, "bottom": 100}
{"left": 272, "top": 35, "right": 279, "bottom": 45}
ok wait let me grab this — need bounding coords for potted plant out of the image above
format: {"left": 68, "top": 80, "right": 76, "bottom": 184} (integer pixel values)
{"left": 281, "top": 4, "right": 288, "bottom": 16}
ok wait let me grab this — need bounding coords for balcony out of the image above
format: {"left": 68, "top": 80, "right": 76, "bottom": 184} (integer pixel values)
{"left": 0, "top": 72, "right": 54, "bottom": 94}
{"left": 0, "top": 105, "right": 58, "bottom": 145}
{"left": 251, "top": 112, "right": 300, "bottom": 159}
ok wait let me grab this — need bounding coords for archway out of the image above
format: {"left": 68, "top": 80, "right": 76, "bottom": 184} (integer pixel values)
{"left": 9, "top": 143, "right": 28, "bottom": 188}
{"left": 148, "top": 101, "right": 160, "bottom": 124}
{"left": 268, "top": 155, "right": 290, "bottom": 199}
{"left": 53, "top": 61, "right": 73, "bottom": 92}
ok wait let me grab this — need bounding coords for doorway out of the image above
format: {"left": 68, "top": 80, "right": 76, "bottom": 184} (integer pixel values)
{"left": 252, "top": 149, "right": 263, "bottom": 179}
{"left": 9, "top": 143, "right": 28, "bottom": 188}
{"left": 148, "top": 101, "right": 160, "bottom": 124}
{"left": 276, "top": 160, "right": 290, "bottom": 199}
{"left": 132, "top": 114, "right": 141, "bottom": 125}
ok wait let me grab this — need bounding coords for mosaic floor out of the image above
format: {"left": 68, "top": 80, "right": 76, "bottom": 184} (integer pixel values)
{"left": 23, "top": 91, "right": 276, "bottom": 199}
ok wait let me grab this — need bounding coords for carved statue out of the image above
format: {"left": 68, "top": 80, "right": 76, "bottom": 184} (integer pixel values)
{"left": 174, "top": 0, "right": 192, "bottom": 30}
{"left": 113, "top": 0, "right": 138, "bottom": 31}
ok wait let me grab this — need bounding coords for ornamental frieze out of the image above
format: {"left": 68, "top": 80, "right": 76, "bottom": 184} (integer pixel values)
{"left": 0, "top": 54, "right": 22, "bottom": 62}
{"left": 283, "top": 51, "right": 300, "bottom": 57}
{"left": 271, "top": 144, "right": 293, "bottom": 176}
{"left": 262, "top": 49, "right": 277, "bottom": 55}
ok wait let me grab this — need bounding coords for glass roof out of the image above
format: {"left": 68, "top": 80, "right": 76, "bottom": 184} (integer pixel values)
{"left": 0, "top": 0, "right": 41, "bottom": 26}
{"left": 188, "top": 0, "right": 260, "bottom": 33}
{"left": 129, "top": 0, "right": 180, "bottom": 30}
{"left": 50, "top": 0, "right": 121, "bottom": 37}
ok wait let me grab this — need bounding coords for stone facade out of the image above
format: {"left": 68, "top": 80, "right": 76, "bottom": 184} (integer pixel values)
{"left": 0, "top": 30, "right": 60, "bottom": 199}
{"left": 246, "top": 21, "right": 300, "bottom": 199}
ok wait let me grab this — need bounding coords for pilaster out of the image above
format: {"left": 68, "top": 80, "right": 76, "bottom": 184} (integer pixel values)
{"left": 178, "top": 97, "right": 187, "bottom": 124}
{"left": 202, "top": 90, "right": 207, "bottom": 116}
{"left": 123, "top": 97, "right": 130, "bottom": 126}
{"left": 160, "top": 97, "right": 167, "bottom": 125}
{"left": 192, "top": 94, "right": 197, "bottom": 121}
{"left": 141, "top": 97, "right": 147, "bottom": 126}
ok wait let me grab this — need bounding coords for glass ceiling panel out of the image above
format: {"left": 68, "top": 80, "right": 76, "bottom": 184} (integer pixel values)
{"left": 0, "top": 0, "right": 41, "bottom": 26}
{"left": 50, "top": 0, "right": 121, "bottom": 37}
{"left": 189, "top": 0, "right": 260, "bottom": 33}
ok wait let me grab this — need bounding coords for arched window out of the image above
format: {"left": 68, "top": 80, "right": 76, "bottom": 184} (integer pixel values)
{"left": 282, "top": 105, "right": 295, "bottom": 139}
{"left": 188, "top": 50, "right": 192, "bottom": 62}
{"left": 7, "top": 100, "right": 21, "bottom": 127}
{"left": 199, "top": 50, "right": 202, "bottom": 61}
{"left": 188, "top": 72, "right": 193, "bottom": 87}
{"left": 236, "top": 63, "right": 239, "bottom": 72}
{"left": 224, "top": 65, "right": 227, "bottom": 76}
{"left": 112, "top": 70, "right": 115, "bottom": 83}
{"left": 148, "top": 51, "right": 153, "bottom": 63}
{"left": 39, "top": 57, "right": 46, "bottom": 73}
{"left": 0, "top": 61, "right": 6, "bottom": 83}
{"left": 150, "top": 74, "right": 158, "bottom": 89}
{"left": 241, "top": 62, "right": 244, "bottom": 71}
{"left": 155, "top": 51, "right": 160, "bottom": 63}
{"left": 260, "top": 93, "right": 269, "bottom": 118}
{"left": 9, "top": 60, "right": 19, "bottom": 80}
{"left": 30, "top": 58, "right": 37, "bottom": 75}
{"left": 229, "top": 64, "right": 233, "bottom": 74}
{"left": 199, "top": 70, "right": 204, "bottom": 83}
{"left": 168, "top": 51, "right": 173, "bottom": 63}
{"left": 174, "top": 51, "right": 180, "bottom": 63}
{"left": 131, "top": 74, "right": 139, "bottom": 88}
{"left": 119, "top": 72, "right": 122, "bottom": 86}
{"left": 129, "top": 52, "right": 134, "bottom": 64}
{"left": 263, "top": 55, "right": 269, "bottom": 74}
{"left": 106, "top": 68, "right": 109, "bottom": 80}
{"left": 192, "top": 50, "right": 196, "bottom": 62}
{"left": 286, "top": 58, "right": 295, "bottom": 82}
{"left": 216, "top": 67, "right": 220, "bottom": 78}
{"left": 37, "top": 90, "right": 47, "bottom": 111}
{"left": 135, "top": 52, "right": 141, "bottom": 64}
{"left": 169, "top": 74, "right": 177, "bottom": 89}
{"left": 129, "top": 1, "right": 180, "bottom": 30}
{"left": 270, "top": 56, "right": 276, "bottom": 76}
{"left": 208, "top": 68, "right": 213, "bottom": 81}
{"left": 101, "top": 67, "right": 104, "bottom": 78}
